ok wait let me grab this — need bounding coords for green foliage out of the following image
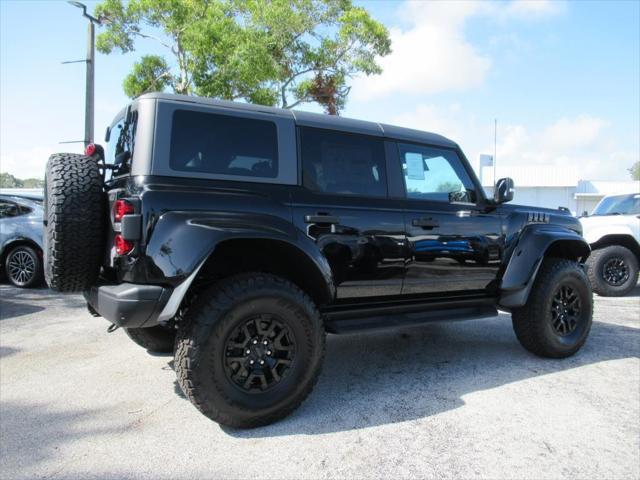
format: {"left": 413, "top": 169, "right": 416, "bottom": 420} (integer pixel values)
{"left": 0, "top": 173, "right": 44, "bottom": 188}
{"left": 0, "top": 172, "right": 19, "bottom": 188}
{"left": 94, "top": 0, "right": 391, "bottom": 114}
{"left": 628, "top": 161, "right": 640, "bottom": 181}
{"left": 123, "top": 55, "right": 172, "bottom": 97}
{"left": 436, "top": 181, "right": 463, "bottom": 193}
{"left": 22, "top": 178, "right": 45, "bottom": 188}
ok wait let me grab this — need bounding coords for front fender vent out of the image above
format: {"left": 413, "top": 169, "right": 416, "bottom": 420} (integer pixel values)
{"left": 527, "top": 212, "right": 550, "bottom": 224}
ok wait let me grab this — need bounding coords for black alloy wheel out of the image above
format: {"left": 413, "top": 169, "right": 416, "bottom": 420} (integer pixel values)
{"left": 223, "top": 314, "right": 296, "bottom": 393}
{"left": 550, "top": 284, "right": 581, "bottom": 336}
{"left": 602, "top": 257, "right": 629, "bottom": 287}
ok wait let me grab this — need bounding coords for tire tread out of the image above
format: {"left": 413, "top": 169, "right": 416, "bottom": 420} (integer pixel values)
{"left": 586, "top": 245, "right": 639, "bottom": 297}
{"left": 512, "top": 257, "right": 593, "bottom": 358}
{"left": 44, "top": 153, "right": 105, "bottom": 292}
{"left": 174, "top": 273, "right": 325, "bottom": 428}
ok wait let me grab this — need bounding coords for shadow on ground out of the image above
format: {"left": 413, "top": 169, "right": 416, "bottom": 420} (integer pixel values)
{"left": 0, "top": 285, "right": 85, "bottom": 321}
{"left": 0, "top": 299, "right": 44, "bottom": 320}
{"left": 189, "top": 313, "right": 639, "bottom": 437}
{"left": 0, "top": 401, "right": 122, "bottom": 476}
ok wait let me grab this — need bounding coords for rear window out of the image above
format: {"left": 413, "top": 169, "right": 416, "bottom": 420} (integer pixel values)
{"left": 169, "top": 110, "right": 279, "bottom": 178}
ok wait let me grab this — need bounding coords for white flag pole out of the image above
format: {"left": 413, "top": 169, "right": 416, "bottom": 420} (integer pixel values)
{"left": 493, "top": 118, "right": 497, "bottom": 187}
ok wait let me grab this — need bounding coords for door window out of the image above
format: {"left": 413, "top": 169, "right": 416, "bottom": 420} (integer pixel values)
{"left": 399, "top": 143, "right": 476, "bottom": 203}
{"left": 300, "top": 127, "right": 387, "bottom": 197}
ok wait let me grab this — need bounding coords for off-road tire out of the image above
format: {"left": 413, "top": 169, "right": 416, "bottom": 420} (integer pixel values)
{"left": 44, "top": 153, "right": 105, "bottom": 292}
{"left": 125, "top": 326, "right": 176, "bottom": 353}
{"left": 586, "top": 245, "right": 639, "bottom": 297}
{"left": 5, "top": 245, "right": 43, "bottom": 288}
{"left": 512, "top": 258, "right": 593, "bottom": 358}
{"left": 175, "top": 273, "right": 325, "bottom": 428}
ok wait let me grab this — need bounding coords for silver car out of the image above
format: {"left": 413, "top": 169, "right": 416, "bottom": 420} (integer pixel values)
{"left": 0, "top": 194, "right": 44, "bottom": 287}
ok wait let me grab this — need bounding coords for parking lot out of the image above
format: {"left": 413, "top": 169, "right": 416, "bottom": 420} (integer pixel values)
{"left": 0, "top": 284, "right": 638, "bottom": 479}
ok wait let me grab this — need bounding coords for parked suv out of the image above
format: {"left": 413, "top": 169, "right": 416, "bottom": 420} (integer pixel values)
{"left": 45, "top": 93, "right": 593, "bottom": 428}
{"left": 581, "top": 193, "right": 640, "bottom": 296}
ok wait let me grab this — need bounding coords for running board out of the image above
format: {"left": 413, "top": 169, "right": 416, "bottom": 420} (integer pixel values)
{"left": 322, "top": 298, "right": 498, "bottom": 334}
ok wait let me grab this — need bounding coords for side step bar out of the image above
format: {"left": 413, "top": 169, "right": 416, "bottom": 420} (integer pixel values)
{"left": 321, "top": 297, "right": 498, "bottom": 334}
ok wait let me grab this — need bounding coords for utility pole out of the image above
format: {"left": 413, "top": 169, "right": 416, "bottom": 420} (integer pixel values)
{"left": 66, "top": 2, "right": 101, "bottom": 147}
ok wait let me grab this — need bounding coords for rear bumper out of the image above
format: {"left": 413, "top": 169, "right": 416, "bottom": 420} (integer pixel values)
{"left": 84, "top": 283, "right": 172, "bottom": 328}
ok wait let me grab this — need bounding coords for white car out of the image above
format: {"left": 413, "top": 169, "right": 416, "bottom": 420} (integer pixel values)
{"left": 580, "top": 192, "right": 640, "bottom": 296}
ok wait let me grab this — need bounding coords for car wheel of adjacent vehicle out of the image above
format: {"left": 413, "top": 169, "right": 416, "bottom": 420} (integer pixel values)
{"left": 586, "top": 245, "right": 639, "bottom": 297}
{"left": 512, "top": 257, "right": 593, "bottom": 358}
{"left": 5, "top": 246, "right": 43, "bottom": 288}
{"left": 174, "top": 273, "right": 325, "bottom": 428}
{"left": 125, "top": 325, "right": 176, "bottom": 353}
{"left": 44, "top": 153, "right": 105, "bottom": 292}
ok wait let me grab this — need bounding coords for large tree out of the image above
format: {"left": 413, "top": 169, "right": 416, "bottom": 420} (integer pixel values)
{"left": 628, "top": 161, "right": 640, "bottom": 181}
{"left": 94, "top": 0, "right": 391, "bottom": 114}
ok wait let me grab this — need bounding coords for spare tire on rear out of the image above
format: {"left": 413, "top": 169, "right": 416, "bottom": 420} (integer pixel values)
{"left": 44, "top": 153, "right": 106, "bottom": 292}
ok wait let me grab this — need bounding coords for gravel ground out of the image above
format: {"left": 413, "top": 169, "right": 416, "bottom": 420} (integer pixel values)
{"left": 0, "top": 284, "right": 638, "bottom": 479}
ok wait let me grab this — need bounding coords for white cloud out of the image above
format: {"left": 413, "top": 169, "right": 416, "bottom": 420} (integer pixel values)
{"left": 542, "top": 115, "right": 608, "bottom": 150}
{"left": 481, "top": 114, "right": 632, "bottom": 181}
{"left": 352, "top": 2, "right": 489, "bottom": 100}
{"left": 390, "top": 103, "right": 468, "bottom": 141}
{"left": 352, "top": 0, "right": 564, "bottom": 101}
{"left": 388, "top": 101, "right": 633, "bottom": 181}
{"left": 502, "top": 0, "right": 566, "bottom": 20}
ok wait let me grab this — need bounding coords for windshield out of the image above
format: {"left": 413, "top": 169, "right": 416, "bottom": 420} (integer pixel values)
{"left": 105, "top": 109, "right": 138, "bottom": 180}
{"left": 592, "top": 193, "right": 640, "bottom": 216}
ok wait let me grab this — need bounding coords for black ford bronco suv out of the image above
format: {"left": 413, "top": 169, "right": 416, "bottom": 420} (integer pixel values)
{"left": 45, "top": 93, "right": 592, "bottom": 428}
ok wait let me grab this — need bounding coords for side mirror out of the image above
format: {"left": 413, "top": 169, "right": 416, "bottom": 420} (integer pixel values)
{"left": 581, "top": 210, "right": 589, "bottom": 218}
{"left": 494, "top": 177, "right": 514, "bottom": 204}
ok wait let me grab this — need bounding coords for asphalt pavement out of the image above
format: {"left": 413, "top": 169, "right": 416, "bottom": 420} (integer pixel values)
{"left": 1, "top": 284, "right": 638, "bottom": 479}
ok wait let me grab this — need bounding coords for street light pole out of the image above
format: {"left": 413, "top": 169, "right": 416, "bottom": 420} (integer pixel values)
{"left": 85, "top": 18, "right": 95, "bottom": 146}
{"left": 68, "top": 2, "right": 100, "bottom": 147}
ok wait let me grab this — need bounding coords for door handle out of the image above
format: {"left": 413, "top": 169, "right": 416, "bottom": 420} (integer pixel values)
{"left": 305, "top": 214, "right": 340, "bottom": 224}
{"left": 412, "top": 218, "right": 439, "bottom": 229}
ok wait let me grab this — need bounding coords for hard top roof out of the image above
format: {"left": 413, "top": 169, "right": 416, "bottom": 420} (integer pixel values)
{"left": 136, "top": 92, "right": 459, "bottom": 149}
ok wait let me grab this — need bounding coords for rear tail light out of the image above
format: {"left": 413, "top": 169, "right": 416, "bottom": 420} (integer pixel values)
{"left": 85, "top": 143, "right": 96, "bottom": 156}
{"left": 114, "top": 199, "right": 135, "bottom": 222}
{"left": 114, "top": 234, "right": 134, "bottom": 255}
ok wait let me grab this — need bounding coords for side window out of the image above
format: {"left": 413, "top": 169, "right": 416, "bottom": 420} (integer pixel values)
{"left": 170, "top": 110, "right": 278, "bottom": 178}
{"left": 0, "top": 201, "right": 19, "bottom": 218}
{"left": 300, "top": 127, "right": 387, "bottom": 197}
{"left": 399, "top": 143, "right": 476, "bottom": 203}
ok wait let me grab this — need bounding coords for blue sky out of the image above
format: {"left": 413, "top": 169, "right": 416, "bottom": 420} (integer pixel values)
{"left": 1, "top": 0, "right": 638, "bottom": 181}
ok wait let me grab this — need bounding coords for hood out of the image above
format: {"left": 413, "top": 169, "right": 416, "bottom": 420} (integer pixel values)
{"left": 579, "top": 214, "right": 636, "bottom": 244}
